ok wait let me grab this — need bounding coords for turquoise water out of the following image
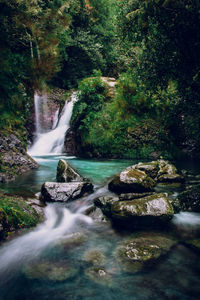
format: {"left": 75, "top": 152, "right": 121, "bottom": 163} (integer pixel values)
{"left": 0, "top": 156, "right": 200, "bottom": 300}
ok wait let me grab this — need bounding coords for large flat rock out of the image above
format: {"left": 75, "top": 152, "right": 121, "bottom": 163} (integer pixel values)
{"left": 41, "top": 182, "right": 93, "bottom": 202}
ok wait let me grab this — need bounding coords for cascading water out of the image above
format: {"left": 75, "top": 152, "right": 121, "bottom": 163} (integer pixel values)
{"left": 0, "top": 205, "right": 92, "bottom": 277}
{"left": 28, "top": 92, "right": 77, "bottom": 155}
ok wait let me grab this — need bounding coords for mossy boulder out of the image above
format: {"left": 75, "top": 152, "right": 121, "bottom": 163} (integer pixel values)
{"left": 41, "top": 181, "right": 93, "bottom": 202}
{"left": 24, "top": 261, "right": 77, "bottom": 282}
{"left": 56, "top": 159, "right": 84, "bottom": 183}
{"left": 115, "top": 233, "right": 176, "bottom": 273}
{"left": 108, "top": 167, "right": 155, "bottom": 194}
{"left": 177, "top": 184, "right": 200, "bottom": 212}
{"left": 111, "top": 193, "right": 174, "bottom": 227}
{"left": 157, "top": 159, "right": 184, "bottom": 183}
{"left": 0, "top": 194, "right": 41, "bottom": 240}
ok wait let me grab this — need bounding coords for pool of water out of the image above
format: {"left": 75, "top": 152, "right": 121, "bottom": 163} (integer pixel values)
{"left": 0, "top": 156, "right": 200, "bottom": 300}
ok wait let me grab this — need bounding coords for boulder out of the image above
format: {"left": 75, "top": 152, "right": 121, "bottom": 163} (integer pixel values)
{"left": 108, "top": 167, "right": 155, "bottom": 194}
{"left": 56, "top": 159, "right": 84, "bottom": 182}
{"left": 157, "top": 159, "right": 184, "bottom": 183}
{"left": 114, "top": 233, "right": 176, "bottom": 273}
{"left": 41, "top": 181, "right": 93, "bottom": 202}
{"left": 177, "top": 184, "right": 200, "bottom": 212}
{"left": 94, "top": 196, "right": 119, "bottom": 217}
{"left": 135, "top": 161, "right": 159, "bottom": 179}
{"left": 111, "top": 193, "right": 174, "bottom": 226}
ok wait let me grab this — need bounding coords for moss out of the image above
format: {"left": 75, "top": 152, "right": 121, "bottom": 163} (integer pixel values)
{"left": 127, "top": 169, "right": 145, "bottom": 179}
{"left": 0, "top": 194, "right": 40, "bottom": 240}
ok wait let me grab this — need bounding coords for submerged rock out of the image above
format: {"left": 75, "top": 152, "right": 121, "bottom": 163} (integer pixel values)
{"left": 108, "top": 167, "right": 155, "bottom": 194}
{"left": 56, "top": 159, "right": 84, "bottom": 183}
{"left": 177, "top": 184, "right": 200, "bottom": 212}
{"left": 111, "top": 193, "right": 174, "bottom": 226}
{"left": 24, "top": 261, "right": 77, "bottom": 281}
{"left": 84, "top": 267, "right": 112, "bottom": 287}
{"left": 41, "top": 181, "right": 93, "bottom": 202}
{"left": 83, "top": 249, "right": 106, "bottom": 266}
{"left": 59, "top": 232, "right": 86, "bottom": 249}
{"left": 115, "top": 233, "right": 176, "bottom": 273}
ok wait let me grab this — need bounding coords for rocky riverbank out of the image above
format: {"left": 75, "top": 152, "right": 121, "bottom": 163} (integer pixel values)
{"left": 0, "top": 132, "right": 38, "bottom": 183}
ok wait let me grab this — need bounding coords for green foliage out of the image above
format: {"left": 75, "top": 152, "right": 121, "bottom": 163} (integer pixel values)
{"left": 0, "top": 194, "right": 40, "bottom": 239}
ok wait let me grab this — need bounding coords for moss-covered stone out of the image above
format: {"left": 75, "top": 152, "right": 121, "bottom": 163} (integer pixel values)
{"left": 108, "top": 166, "right": 155, "bottom": 194}
{"left": 114, "top": 233, "right": 176, "bottom": 273}
{"left": 0, "top": 194, "right": 41, "bottom": 240}
{"left": 111, "top": 193, "right": 174, "bottom": 227}
{"left": 135, "top": 161, "right": 159, "bottom": 179}
{"left": 157, "top": 159, "right": 184, "bottom": 183}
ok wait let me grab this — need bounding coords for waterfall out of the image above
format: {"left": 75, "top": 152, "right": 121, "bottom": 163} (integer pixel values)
{"left": 29, "top": 92, "right": 77, "bottom": 156}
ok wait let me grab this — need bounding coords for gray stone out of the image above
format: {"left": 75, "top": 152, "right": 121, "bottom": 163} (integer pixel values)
{"left": 41, "top": 181, "right": 93, "bottom": 202}
{"left": 56, "top": 159, "right": 84, "bottom": 182}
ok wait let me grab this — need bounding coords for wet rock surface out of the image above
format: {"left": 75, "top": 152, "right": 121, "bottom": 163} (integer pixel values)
{"left": 41, "top": 181, "right": 93, "bottom": 202}
{"left": 115, "top": 233, "right": 176, "bottom": 273}
{"left": 0, "top": 133, "right": 38, "bottom": 182}
{"left": 111, "top": 193, "right": 174, "bottom": 226}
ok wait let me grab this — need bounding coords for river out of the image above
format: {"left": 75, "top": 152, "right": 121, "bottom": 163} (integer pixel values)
{"left": 0, "top": 155, "right": 200, "bottom": 300}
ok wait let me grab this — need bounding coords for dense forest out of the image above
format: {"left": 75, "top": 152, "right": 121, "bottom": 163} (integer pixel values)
{"left": 1, "top": 0, "right": 200, "bottom": 159}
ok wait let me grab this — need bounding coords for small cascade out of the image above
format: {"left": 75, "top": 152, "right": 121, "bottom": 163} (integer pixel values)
{"left": 0, "top": 205, "right": 92, "bottom": 276}
{"left": 29, "top": 92, "right": 77, "bottom": 156}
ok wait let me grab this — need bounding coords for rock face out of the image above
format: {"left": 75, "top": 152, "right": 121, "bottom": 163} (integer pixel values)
{"left": 56, "top": 159, "right": 84, "bottom": 182}
{"left": 111, "top": 193, "right": 174, "bottom": 226}
{"left": 64, "top": 128, "right": 77, "bottom": 156}
{"left": 41, "top": 182, "right": 93, "bottom": 202}
{"left": 177, "top": 184, "right": 200, "bottom": 212}
{"left": 115, "top": 234, "right": 176, "bottom": 273}
{"left": 0, "top": 132, "right": 38, "bottom": 182}
{"left": 108, "top": 167, "right": 155, "bottom": 194}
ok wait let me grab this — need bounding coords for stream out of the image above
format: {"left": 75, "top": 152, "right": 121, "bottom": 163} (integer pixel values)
{"left": 0, "top": 155, "right": 200, "bottom": 300}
